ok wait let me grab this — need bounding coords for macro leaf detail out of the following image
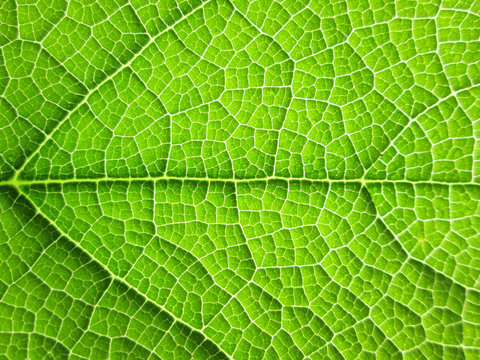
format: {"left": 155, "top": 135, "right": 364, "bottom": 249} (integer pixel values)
{"left": 0, "top": 0, "right": 479, "bottom": 359}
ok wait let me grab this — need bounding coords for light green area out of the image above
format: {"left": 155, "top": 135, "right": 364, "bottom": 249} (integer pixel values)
{"left": 0, "top": 0, "right": 479, "bottom": 359}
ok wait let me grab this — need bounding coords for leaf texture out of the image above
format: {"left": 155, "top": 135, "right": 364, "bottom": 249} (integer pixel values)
{"left": 0, "top": 0, "right": 479, "bottom": 359}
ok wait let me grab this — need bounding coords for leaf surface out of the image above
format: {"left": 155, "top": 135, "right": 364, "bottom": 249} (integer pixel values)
{"left": 1, "top": 0, "right": 479, "bottom": 359}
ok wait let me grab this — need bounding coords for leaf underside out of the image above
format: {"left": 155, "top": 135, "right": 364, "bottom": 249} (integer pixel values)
{"left": 0, "top": 0, "right": 479, "bottom": 359}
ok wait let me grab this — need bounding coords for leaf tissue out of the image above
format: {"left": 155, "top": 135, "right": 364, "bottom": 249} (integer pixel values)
{"left": 0, "top": 0, "right": 479, "bottom": 359}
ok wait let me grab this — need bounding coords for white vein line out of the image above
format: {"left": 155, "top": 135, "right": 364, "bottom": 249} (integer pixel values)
{"left": 2, "top": 176, "right": 479, "bottom": 188}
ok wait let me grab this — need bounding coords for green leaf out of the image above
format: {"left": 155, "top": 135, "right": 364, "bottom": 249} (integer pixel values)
{"left": 1, "top": 0, "right": 479, "bottom": 359}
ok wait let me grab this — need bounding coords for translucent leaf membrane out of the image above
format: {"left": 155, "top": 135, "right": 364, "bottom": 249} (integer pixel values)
{"left": 1, "top": 0, "right": 479, "bottom": 358}
{"left": 0, "top": 186, "right": 227, "bottom": 359}
{"left": 15, "top": 180, "right": 480, "bottom": 359}
{"left": 367, "top": 182, "right": 480, "bottom": 289}
{"left": 13, "top": 0, "right": 477, "bottom": 182}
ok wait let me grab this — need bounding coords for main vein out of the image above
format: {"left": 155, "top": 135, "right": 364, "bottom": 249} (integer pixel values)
{"left": 1, "top": 175, "right": 477, "bottom": 188}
